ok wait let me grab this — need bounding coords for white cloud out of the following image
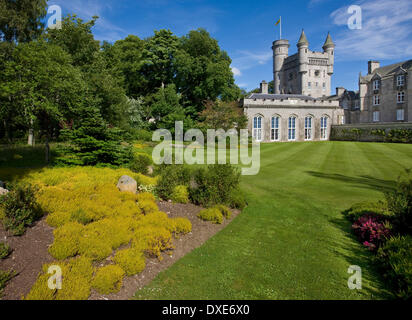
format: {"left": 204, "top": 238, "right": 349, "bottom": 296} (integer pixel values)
{"left": 231, "top": 50, "right": 272, "bottom": 72}
{"left": 231, "top": 67, "right": 242, "bottom": 77}
{"left": 331, "top": 0, "right": 412, "bottom": 60}
{"left": 48, "top": 0, "right": 126, "bottom": 42}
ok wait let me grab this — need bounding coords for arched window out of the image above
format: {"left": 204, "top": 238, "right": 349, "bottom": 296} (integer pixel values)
{"left": 288, "top": 116, "right": 297, "bottom": 141}
{"left": 305, "top": 116, "right": 313, "bottom": 141}
{"left": 321, "top": 117, "right": 328, "bottom": 140}
{"left": 271, "top": 116, "right": 280, "bottom": 141}
{"left": 253, "top": 116, "right": 263, "bottom": 142}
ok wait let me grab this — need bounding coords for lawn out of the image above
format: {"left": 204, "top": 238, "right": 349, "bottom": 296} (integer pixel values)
{"left": 134, "top": 141, "right": 412, "bottom": 300}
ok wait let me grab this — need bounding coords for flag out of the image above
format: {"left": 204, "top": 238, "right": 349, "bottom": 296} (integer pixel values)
{"left": 275, "top": 18, "right": 281, "bottom": 26}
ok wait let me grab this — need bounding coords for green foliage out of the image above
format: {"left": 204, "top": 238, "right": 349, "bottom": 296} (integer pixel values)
{"left": 228, "top": 188, "right": 247, "bottom": 210}
{"left": 385, "top": 170, "right": 412, "bottom": 235}
{"left": 0, "top": 242, "right": 12, "bottom": 259}
{"left": 376, "top": 235, "right": 412, "bottom": 300}
{"left": 130, "top": 152, "right": 152, "bottom": 175}
{"left": 216, "top": 205, "right": 232, "bottom": 219}
{"left": 0, "top": 269, "right": 14, "bottom": 297}
{"left": 171, "top": 185, "right": 189, "bottom": 204}
{"left": 198, "top": 208, "right": 223, "bottom": 224}
{"left": 190, "top": 164, "right": 241, "bottom": 207}
{"left": 92, "top": 265, "right": 125, "bottom": 295}
{"left": 331, "top": 126, "right": 412, "bottom": 144}
{"left": 133, "top": 129, "right": 153, "bottom": 142}
{"left": 0, "top": 0, "right": 47, "bottom": 43}
{"left": 343, "top": 201, "right": 390, "bottom": 223}
{"left": 155, "top": 165, "right": 192, "bottom": 201}
{"left": 0, "top": 183, "right": 42, "bottom": 235}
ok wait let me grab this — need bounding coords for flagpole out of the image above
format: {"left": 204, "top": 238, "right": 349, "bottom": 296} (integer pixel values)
{"left": 280, "top": 16, "right": 282, "bottom": 39}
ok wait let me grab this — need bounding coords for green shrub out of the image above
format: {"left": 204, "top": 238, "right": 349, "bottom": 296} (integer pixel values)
{"left": 0, "top": 183, "right": 42, "bottom": 236}
{"left": 49, "top": 222, "right": 84, "bottom": 260}
{"left": 376, "top": 235, "right": 412, "bottom": 299}
{"left": 92, "top": 265, "right": 125, "bottom": 295}
{"left": 130, "top": 152, "right": 152, "bottom": 175}
{"left": 0, "top": 242, "right": 12, "bottom": 259}
{"left": 134, "top": 129, "right": 153, "bottom": 142}
{"left": 216, "top": 205, "right": 232, "bottom": 219}
{"left": 155, "top": 165, "right": 192, "bottom": 201}
{"left": 171, "top": 185, "right": 189, "bottom": 204}
{"left": 0, "top": 269, "right": 15, "bottom": 297}
{"left": 190, "top": 164, "right": 241, "bottom": 207}
{"left": 385, "top": 171, "right": 412, "bottom": 235}
{"left": 198, "top": 208, "right": 224, "bottom": 224}
{"left": 228, "top": 187, "right": 247, "bottom": 210}
{"left": 113, "top": 248, "right": 146, "bottom": 276}
{"left": 343, "top": 201, "right": 390, "bottom": 223}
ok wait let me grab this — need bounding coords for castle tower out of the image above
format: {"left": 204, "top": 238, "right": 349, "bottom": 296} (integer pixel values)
{"left": 322, "top": 32, "right": 335, "bottom": 75}
{"left": 272, "top": 39, "right": 290, "bottom": 94}
{"left": 297, "top": 30, "right": 309, "bottom": 74}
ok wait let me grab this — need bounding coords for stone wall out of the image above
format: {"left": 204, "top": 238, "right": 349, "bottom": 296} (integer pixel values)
{"left": 330, "top": 123, "right": 412, "bottom": 143}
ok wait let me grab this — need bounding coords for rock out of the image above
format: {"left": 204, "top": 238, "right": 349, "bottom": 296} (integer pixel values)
{"left": 116, "top": 175, "right": 137, "bottom": 194}
{"left": 0, "top": 187, "right": 9, "bottom": 196}
{"left": 0, "top": 180, "right": 5, "bottom": 188}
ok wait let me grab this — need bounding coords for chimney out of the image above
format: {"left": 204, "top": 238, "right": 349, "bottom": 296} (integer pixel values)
{"left": 260, "top": 81, "right": 269, "bottom": 94}
{"left": 336, "top": 87, "right": 345, "bottom": 96}
{"left": 368, "top": 61, "right": 380, "bottom": 74}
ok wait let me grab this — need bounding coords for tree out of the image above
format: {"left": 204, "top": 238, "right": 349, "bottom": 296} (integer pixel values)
{"left": 0, "top": 0, "right": 47, "bottom": 43}
{"left": 10, "top": 40, "right": 86, "bottom": 162}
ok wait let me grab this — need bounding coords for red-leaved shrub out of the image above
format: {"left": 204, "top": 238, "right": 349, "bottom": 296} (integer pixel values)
{"left": 352, "top": 215, "right": 391, "bottom": 251}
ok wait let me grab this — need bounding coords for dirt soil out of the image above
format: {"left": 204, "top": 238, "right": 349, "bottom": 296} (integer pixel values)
{"left": 0, "top": 202, "right": 239, "bottom": 300}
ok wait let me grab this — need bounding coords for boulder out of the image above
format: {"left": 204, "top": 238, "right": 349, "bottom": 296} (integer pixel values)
{"left": 0, "top": 187, "right": 9, "bottom": 196}
{"left": 116, "top": 175, "right": 137, "bottom": 194}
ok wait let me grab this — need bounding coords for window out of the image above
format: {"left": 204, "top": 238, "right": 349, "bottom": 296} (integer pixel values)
{"left": 397, "top": 75, "right": 405, "bottom": 87}
{"left": 322, "top": 82, "right": 326, "bottom": 91}
{"left": 253, "top": 116, "right": 263, "bottom": 142}
{"left": 321, "top": 117, "right": 328, "bottom": 140}
{"left": 373, "top": 80, "right": 380, "bottom": 91}
{"left": 271, "top": 117, "right": 280, "bottom": 141}
{"left": 323, "top": 70, "right": 326, "bottom": 78}
{"left": 397, "top": 109, "right": 405, "bottom": 121}
{"left": 315, "top": 82, "right": 319, "bottom": 87}
{"left": 397, "top": 92, "right": 405, "bottom": 103}
{"left": 373, "top": 95, "right": 380, "bottom": 106}
{"left": 308, "top": 82, "right": 312, "bottom": 90}
{"left": 288, "top": 117, "right": 296, "bottom": 141}
{"left": 373, "top": 111, "right": 380, "bottom": 122}
{"left": 305, "top": 117, "right": 313, "bottom": 140}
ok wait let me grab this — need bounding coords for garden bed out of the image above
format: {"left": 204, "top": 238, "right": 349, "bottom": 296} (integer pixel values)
{"left": 0, "top": 201, "right": 239, "bottom": 300}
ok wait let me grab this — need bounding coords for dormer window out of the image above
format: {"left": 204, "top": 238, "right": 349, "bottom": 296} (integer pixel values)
{"left": 373, "top": 80, "right": 380, "bottom": 91}
{"left": 397, "top": 75, "right": 405, "bottom": 87}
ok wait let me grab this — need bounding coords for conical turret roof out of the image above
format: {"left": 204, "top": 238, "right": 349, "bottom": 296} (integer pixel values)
{"left": 323, "top": 32, "right": 335, "bottom": 48}
{"left": 297, "top": 29, "right": 309, "bottom": 46}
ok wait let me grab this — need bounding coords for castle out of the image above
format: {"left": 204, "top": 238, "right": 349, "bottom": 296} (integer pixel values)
{"left": 242, "top": 30, "right": 411, "bottom": 142}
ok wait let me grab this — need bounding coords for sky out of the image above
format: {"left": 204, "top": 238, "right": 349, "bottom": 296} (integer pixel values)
{"left": 47, "top": 0, "right": 412, "bottom": 93}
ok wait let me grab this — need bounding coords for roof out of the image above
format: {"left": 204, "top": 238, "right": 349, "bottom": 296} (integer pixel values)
{"left": 247, "top": 93, "right": 316, "bottom": 101}
{"left": 323, "top": 32, "right": 335, "bottom": 49}
{"left": 360, "top": 60, "right": 412, "bottom": 83}
{"left": 297, "top": 30, "right": 309, "bottom": 46}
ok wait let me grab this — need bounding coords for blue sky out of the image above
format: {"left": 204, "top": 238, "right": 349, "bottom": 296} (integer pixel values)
{"left": 47, "top": 0, "right": 412, "bottom": 93}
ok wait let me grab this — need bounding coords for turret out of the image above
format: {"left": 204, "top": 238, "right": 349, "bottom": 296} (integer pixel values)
{"left": 297, "top": 30, "right": 309, "bottom": 74}
{"left": 323, "top": 32, "right": 335, "bottom": 75}
{"left": 272, "top": 39, "right": 290, "bottom": 94}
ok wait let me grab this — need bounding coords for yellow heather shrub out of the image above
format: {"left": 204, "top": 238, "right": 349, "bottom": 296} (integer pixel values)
{"left": 49, "top": 222, "right": 84, "bottom": 260}
{"left": 133, "top": 226, "right": 173, "bottom": 260}
{"left": 170, "top": 217, "right": 192, "bottom": 235}
{"left": 137, "top": 192, "right": 156, "bottom": 203}
{"left": 216, "top": 205, "right": 232, "bottom": 219}
{"left": 171, "top": 185, "right": 189, "bottom": 204}
{"left": 113, "top": 248, "right": 146, "bottom": 276}
{"left": 92, "top": 265, "right": 125, "bottom": 295}
{"left": 138, "top": 199, "right": 159, "bottom": 215}
{"left": 26, "top": 257, "right": 93, "bottom": 300}
{"left": 198, "top": 208, "right": 224, "bottom": 224}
